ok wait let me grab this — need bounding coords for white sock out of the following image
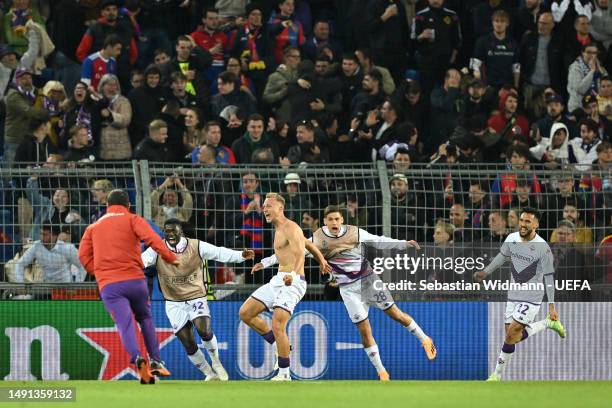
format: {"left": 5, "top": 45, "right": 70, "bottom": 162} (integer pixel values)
{"left": 187, "top": 349, "right": 211, "bottom": 374}
{"left": 406, "top": 320, "right": 428, "bottom": 342}
{"left": 526, "top": 320, "right": 548, "bottom": 337}
{"left": 494, "top": 350, "right": 514, "bottom": 378}
{"left": 279, "top": 367, "right": 290, "bottom": 376}
{"left": 364, "top": 345, "right": 386, "bottom": 374}
{"left": 203, "top": 334, "right": 220, "bottom": 363}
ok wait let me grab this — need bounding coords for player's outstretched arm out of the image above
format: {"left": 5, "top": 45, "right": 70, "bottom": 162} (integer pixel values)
{"left": 473, "top": 252, "right": 508, "bottom": 282}
{"left": 304, "top": 237, "right": 331, "bottom": 274}
{"left": 198, "top": 240, "right": 252, "bottom": 264}
{"left": 132, "top": 216, "right": 179, "bottom": 265}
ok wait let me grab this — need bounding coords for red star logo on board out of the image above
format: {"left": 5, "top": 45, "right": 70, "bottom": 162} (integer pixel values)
{"left": 77, "top": 327, "right": 175, "bottom": 380}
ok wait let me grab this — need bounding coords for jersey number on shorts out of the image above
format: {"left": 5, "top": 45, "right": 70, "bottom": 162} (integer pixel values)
{"left": 517, "top": 303, "right": 529, "bottom": 315}
{"left": 192, "top": 301, "right": 204, "bottom": 312}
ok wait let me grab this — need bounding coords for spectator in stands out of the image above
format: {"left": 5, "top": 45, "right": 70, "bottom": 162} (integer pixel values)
{"left": 14, "top": 116, "right": 57, "bottom": 166}
{"left": 350, "top": 69, "right": 385, "bottom": 121}
{"left": 182, "top": 107, "right": 203, "bottom": 155}
{"left": 89, "top": 178, "right": 113, "bottom": 222}
{"left": 301, "top": 209, "right": 320, "bottom": 236}
{"left": 465, "top": 180, "right": 491, "bottom": 232}
{"left": 563, "top": 15, "right": 596, "bottom": 70}
{"left": 510, "top": 177, "right": 541, "bottom": 210}
{"left": 4, "top": 68, "right": 48, "bottom": 165}
{"left": 41, "top": 81, "right": 67, "bottom": 148}
{"left": 12, "top": 222, "right": 86, "bottom": 283}
{"left": 81, "top": 34, "right": 121, "bottom": 92}
{"left": 345, "top": 194, "right": 369, "bottom": 228}
{"left": 211, "top": 71, "right": 257, "bottom": 117}
{"left": 129, "top": 69, "right": 144, "bottom": 90}
{"left": 268, "top": 0, "right": 305, "bottom": 65}
{"left": 303, "top": 19, "right": 342, "bottom": 62}
{"left": 263, "top": 46, "right": 301, "bottom": 124}
{"left": 471, "top": 10, "right": 521, "bottom": 89}
{"left": 449, "top": 203, "right": 474, "bottom": 242}
{"left": 567, "top": 43, "right": 608, "bottom": 113}
{"left": 224, "top": 171, "right": 264, "bottom": 254}
{"left": 191, "top": 8, "right": 229, "bottom": 90}
{"left": 551, "top": 219, "right": 592, "bottom": 300}
{"left": 170, "top": 35, "right": 211, "bottom": 103}
{"left": 0, "top": 28, "right": 39, "bottom": 98}
{"left": 487, "top": 89, "right": 530, "bottom": 144}
{"left": 597, "top": 76, "right": 612, "bottom": 119}
{"left": 357, "top": 99, "right": 401, "bottom": 162}
{"left": 231, "top": 114, "right": 279, "bottom": 164}
{"left": 393, "top": 79, "right": 428, "bottom": 143}
{"left": 287, "top": 119, "right": 329, "bottom": 164}
{"left": 128, "top": 65, "right": 166, "bottom": 147}
{"left": 151, "top": 176, "right": 193, "bottom": 229}
{"left": 433, "top": 220, "right": 455, "bottom": 248}
{"left": 591, "top": 0, "right": 612, "bottom": 48}
{"left": 133, "top": 119, "right": 173, "bottom": 162}
{"left": 429, "top": 68, "right": 462, "bottom": 153}
{"left": 570, "top": 119, "right": 603, "bottom": 166}
{"left": 507, "top": 207, "right": 520, "bottom": 232}
{"left": 59, "top": 82, "right": 94, "bottom": 151}
{"left": 226, "top": 56, "right": 256, "bottom": 99}
{"left": 3, "top": 0, "right": 45, "bottom": 55}
{"left": 389, "top": 173, "right": 425, "bottom": 242}
{"left": 286, "top": 59, "right": 341, "bottom": 124}
{"left": 531, "top": 122, "right": 580, "bottom": 166}
{"left": 365, "top": 0, "right": 409, "bottom": 84}
{"left": 76, "top": 0, "right": 137, "bottom": 89}
{"left": 165, "top": 71, "right": 201, "bottom": 114}
{"left": 25, "top": 177, "right": 85, "bottom": 241}
{"left": 515, "top": 0, "right": 543, "bottom": 39}
{"left": 355, "top": 48, "right": 395, "bottom": 95}
{"left": 546, "top": 173, "right": 586, "bottom": 229}
{"left": 231, "top": 4, "right": 270, "bottom": 99}
{"left": 63, "top": 124, "right": 97, "bottom": 163}
{"left": 413, "top": 0, "right": 461, "bottom": 99}
{"left": 519, "top": 12, "right": 564, "bottom": 108}
{"left": 481, "top": 210, "right": 509, "bottom": 242}
{"left": 462, "top": 78, "right": 493, "bottom": 120}
{"left": 378, "top": 121, "right": 419, "bottom": 162}
{"left": 572, "top": 94, "right": 612, "bottom": 137}
{"left": 93, "top": 74, "right": 132, "bottom": 160}
{"left": 201, "top": 120, "right": 236, "bottom": 165}
{"left": 281, "top": 172, "right": 312, "bottom": 225}
{"left": 550, "top": 200, "right": 594, "bottom": 243}
{"left": 536, "top": 92, "right": 579, "bottom": 141}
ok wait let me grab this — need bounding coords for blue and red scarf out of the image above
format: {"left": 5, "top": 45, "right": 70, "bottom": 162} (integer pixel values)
{"left": 240, "top": 194, "right": 263, "bottom": 253}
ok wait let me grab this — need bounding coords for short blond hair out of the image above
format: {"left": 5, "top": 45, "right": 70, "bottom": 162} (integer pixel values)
{"left": 435, "top": 220, "right": 456, "bottom": 237}
{"left": 93, "top": 179, "right": 113, "bottom": 192}
{"left": 149, "top": 119, "right": 168, "bottom": 134}
{"left": 265, "top": 192, "right": 285, "bottom": 206}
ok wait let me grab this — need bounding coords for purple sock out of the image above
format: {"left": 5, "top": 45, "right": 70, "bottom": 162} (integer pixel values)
{"left": 201, "top": 331, "right": 214, "bottom": 342}
{"left": 278, "top": 356, "right": 290, "bottom": 369}
{"left": 502, "top": 342, "right": 516, "bottom": 354}
{"left": 521, "top": 330, "right": 529, "bottom": 341}
{"left": 262, "top": 330, "right": 275, "bottom": 345}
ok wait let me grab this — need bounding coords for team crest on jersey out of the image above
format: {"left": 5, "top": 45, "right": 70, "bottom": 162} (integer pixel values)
{"left": 443, "top": 16, "right": 452, "bottom": 25}
{"left": 322, "top": 240, "right": 328, "bottom": 249}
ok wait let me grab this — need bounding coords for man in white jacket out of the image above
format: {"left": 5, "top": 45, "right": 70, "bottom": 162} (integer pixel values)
{"left": 530, "top": 122, "right": 580, "bottom": 165}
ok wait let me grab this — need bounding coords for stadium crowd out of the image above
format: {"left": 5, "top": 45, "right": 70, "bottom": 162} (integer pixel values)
{"left": 0, "top": 0, "right": 610, "bottom": 286}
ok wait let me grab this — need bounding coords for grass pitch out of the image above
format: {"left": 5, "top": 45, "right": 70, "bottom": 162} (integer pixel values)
{"left": 3, "top": 381, "right": 610, "bottom": 408}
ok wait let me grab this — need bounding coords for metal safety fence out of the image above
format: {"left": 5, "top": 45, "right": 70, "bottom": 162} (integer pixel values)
{"left": 0, "top": 161, "right": 610, "bottom": 300}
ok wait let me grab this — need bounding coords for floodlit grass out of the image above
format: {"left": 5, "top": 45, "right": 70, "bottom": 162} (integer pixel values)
{"left": 3, "top": 380, "right": 610, "bottom": 408}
